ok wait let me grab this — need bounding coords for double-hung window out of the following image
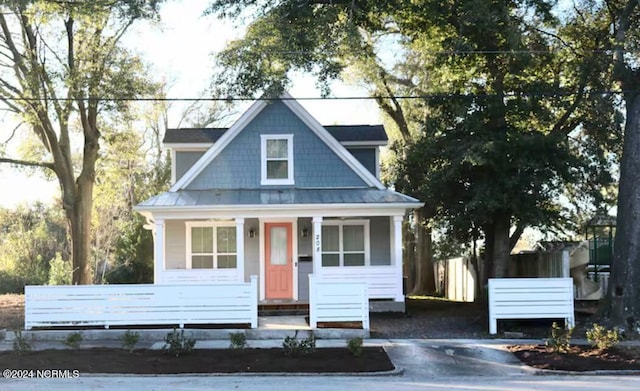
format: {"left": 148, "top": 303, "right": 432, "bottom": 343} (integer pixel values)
{"left": 321, "top": 220, "right": 370, "bottom": 267}
{"left": 187, "top": 223, "right": 237, "bottom": 269}
{"left": 261, "top": 134, "right": 294, "bottom": 185}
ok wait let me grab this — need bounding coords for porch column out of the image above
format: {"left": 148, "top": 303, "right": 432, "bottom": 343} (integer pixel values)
{"left": 153, "top": 219, "right": 165, "bottom": 284}
{"left": 393, "top": 215, "right": 404, "bottom": 301}
{"left": 236, "top": 218, "right": 245, "bottom": 282}
{"left": 312, "top": 216, "right": 323, "bottom": 275}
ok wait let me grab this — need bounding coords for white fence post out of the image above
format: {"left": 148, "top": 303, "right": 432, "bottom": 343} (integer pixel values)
{"left": 250, "top": 275, "right": 258, "bottom": 328}
{"left": 309, "top": 274, "right": 317, "bottom": 328}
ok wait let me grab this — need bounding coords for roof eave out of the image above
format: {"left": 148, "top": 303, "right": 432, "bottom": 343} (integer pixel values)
{"left": 134, "top": 202, "right": 423, "bottom": 213}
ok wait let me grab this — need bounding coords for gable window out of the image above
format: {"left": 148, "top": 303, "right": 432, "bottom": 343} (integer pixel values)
{"left": 321, "top": 220, "right": 370, "bottom": 267}
{"left": 261, "top": 134, "right": 294, "bottom": 185}
{"left": 186, "top": 222, "right": 237, "bottom": 269}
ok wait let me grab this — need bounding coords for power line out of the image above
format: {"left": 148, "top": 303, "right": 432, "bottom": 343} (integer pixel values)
{"left": 2, "top": 90, "right": 632, "bottom": 102}
{"left": 261, "top": 49, "right": 637, "bottom": 55}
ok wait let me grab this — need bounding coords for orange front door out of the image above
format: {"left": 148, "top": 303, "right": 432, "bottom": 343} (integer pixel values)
{"left": 265, "top": 222, "right": 293, "bottom": 299}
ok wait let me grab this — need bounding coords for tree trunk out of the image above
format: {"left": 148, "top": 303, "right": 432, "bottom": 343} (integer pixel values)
{"left": 608, "top": 92, "right": 640, "bottom": 330}
{"left": 491, "top": 213, "right": 511, "bottom": 278}
{"left": 66, "top": 173, "right": 96, "bottom": 285}
{"left": 412, "top": 208, "right": 435, "bottom": 294}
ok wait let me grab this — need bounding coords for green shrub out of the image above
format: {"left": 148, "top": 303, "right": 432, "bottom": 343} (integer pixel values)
{"left": 545, "top": 322, "right": 572, "bottom": 353}
{"left": 48, "top": 253, "right": 72, "bottom": 286}
{"left": 229, "top": 332, "right": 247, "bottom": 349}
{"left": 347, "top": 337, "right": 364, "bottom": 357}
{"left": 120, "top": 330, "right": 140, "bottom": 353}
{"left": 586, "top": 323, "right": 619, "bottom": 350}
{"left": 12, "top": 330, "right": 31, "bottom": 355}
{"left": 64, "top": 332, "right": 83, "bottom": 350}
{"left": 163, "top": 328, "right": 195, "bottom": 357}
{"left": 283, "top": 331, "right": 316, "bottom": 356}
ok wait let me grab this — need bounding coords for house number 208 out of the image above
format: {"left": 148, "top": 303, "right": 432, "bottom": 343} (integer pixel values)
{"left": 315, "top": 234, "right": 321, "bottom": 252}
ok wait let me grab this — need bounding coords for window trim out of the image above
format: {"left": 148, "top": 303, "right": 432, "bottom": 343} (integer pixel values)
{"left": 260, "top": 134, "right": 294, "bottom": 185}
{"left": 321, "top": 220, "right": 370, "bottom": 267}
{"left": 185, "top": 221, "right": 237, "bottom": 269}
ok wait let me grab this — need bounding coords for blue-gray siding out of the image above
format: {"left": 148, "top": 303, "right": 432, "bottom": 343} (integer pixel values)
{"left": 346, "top": 148, "right": 377, "bottom": 177}
{"left": 187, "top": 101, "right": 368, "bottom": 190}
{"left": 244, "top": 218, "right": 260, "bottom": 284}
{"left": 175, "top": 151, "right": 206, "bottom": 182}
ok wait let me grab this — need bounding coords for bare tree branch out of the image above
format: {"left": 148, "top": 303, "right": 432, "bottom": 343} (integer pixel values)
{"left": 0, "top": 156, "right": 55, "bottom": 171}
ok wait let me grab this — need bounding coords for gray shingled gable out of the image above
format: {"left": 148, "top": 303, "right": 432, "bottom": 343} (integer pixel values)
{"left": 164, "top": 125, "right": 387, "bottom": 144}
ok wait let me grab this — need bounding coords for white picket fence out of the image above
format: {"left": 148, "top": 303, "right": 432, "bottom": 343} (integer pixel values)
{"left": 25, "top": 276, "right": 258, "bottom": 330}
{"left": 488, "top": 277, "right": 574, "bottom": 334}
{"left": 308, "top": 274, "right": 370, "bottom": 329}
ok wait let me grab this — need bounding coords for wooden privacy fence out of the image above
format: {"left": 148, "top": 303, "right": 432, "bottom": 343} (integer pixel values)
{"left": 488, "top": 277, "right": 574, "bottom": 334}
{"left": 509, "top": 251, "right": 569, "bottom": 278}
{"left": 25, "top": 276, "right": 258, "bottom": 330}
{"left": 308, "top": 274, "right": 370, "bottom": 329}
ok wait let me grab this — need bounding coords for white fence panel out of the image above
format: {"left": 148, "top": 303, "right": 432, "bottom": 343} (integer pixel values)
{"left": 488, "top": 278, "right": 574, "bottom": 334}
{"left": 308, "top": 274, "right": 369, "bottom": 329}
{"left": 25, "top": 276, "right": 258, "bottom": 330}
{"left": 159, "top": 269, "right": 239, "bottom": 284}
{"left": 319, "top": 266, "right": 399, "bottom": 300}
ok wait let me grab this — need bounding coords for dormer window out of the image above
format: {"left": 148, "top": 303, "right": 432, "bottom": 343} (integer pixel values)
{"left": 261, "top": 134, "right": 294, "bottom": 185}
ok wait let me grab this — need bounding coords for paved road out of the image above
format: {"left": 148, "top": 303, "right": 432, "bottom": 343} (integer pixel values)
{"left": 2, "top": 340, "right": 640, "bottom": 390}
{"left": 3, "top": 374, "right": 640, "bottom": 391}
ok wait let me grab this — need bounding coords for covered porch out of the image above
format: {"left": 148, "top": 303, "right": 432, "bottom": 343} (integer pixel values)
{"left": 149, "top": 212, "right": 406, "bottom": 309}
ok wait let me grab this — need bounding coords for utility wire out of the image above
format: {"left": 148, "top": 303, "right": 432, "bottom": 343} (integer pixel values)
{"left": 1, "top": 90, "right": 634, "bottom": 102}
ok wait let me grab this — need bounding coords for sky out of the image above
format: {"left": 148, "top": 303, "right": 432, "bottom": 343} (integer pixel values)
{"left": 0, "top": 0, "right": 380, "bottom": 208}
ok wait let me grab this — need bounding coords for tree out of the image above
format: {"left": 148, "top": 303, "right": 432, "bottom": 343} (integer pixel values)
{"left": 599, "top": 0, "right": 640, "bottom": 329}
{"left": 207, "top": 0, "right": 620, "bottom": 291}
{"left": 92, "top": 96, "right": 172, "bottom": 284}
{"left": 0, "top": 202, "right": 69, "bottom": 293}
{"left": 0, "top": 1, "right": 161, "bottom": 284}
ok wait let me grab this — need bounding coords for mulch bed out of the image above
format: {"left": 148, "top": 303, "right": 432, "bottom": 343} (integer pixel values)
{"left": 0, "top": 347, "right": 394, "bottom": 374}
{"left": 509, "top": 344, "right": 640, "bottom": 372}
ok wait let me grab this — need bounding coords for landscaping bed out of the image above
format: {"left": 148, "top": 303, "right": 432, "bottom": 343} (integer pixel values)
{"left": 0, "top": 347, "right": 394, "bottom": 374}
{"left": 509, "top": 344, "right": 640, "bottom": 372}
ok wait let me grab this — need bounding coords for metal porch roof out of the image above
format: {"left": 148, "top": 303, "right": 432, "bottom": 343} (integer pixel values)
{"left": 137, "top": 188, "right": 420, "bottom": 209}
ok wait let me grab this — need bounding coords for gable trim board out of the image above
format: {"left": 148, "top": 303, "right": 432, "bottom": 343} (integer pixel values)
{"left": 171, "top": 92, "right": 385, "bottom": 192}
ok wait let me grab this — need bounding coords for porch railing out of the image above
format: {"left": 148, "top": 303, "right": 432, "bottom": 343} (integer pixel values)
{"left": 25, "top": 276, "right": 258, "bottom": 330}
{"left": 308, "top": 274, "right": 369, "bottom": 329}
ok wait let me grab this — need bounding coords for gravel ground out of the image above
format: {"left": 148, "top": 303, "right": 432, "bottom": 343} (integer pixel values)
{"left": 370, "top": 298, "right": 607, "bottom": 340}
{"left": 370, "top": 299, "right": 490, "bottom": 339}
